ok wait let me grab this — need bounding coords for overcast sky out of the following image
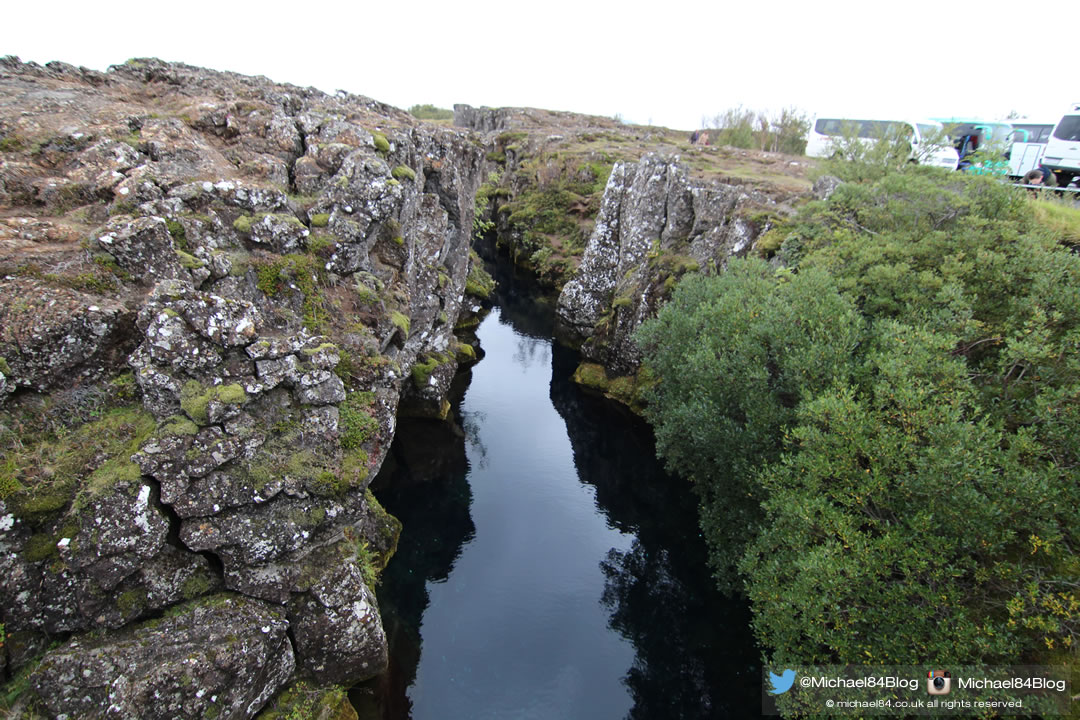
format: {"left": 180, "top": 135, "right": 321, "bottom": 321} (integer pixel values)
{"left": 6, "top": 0, "right": 1069, "bottom": 130}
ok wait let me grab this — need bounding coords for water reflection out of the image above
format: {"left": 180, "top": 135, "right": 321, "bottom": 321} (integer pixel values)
{"left": 367, "top": 372, "right": 476, "bottom": 718}
{"left": 365, "top": 245, "right": 759, "bottom": 719}
{"left": 548, "top": 343, "right": 761, "bottom": 717}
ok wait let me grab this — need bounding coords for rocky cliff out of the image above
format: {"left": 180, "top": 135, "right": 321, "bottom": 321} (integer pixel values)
{"left": 453, "top": 106, "right": 806, "bottom": 401}
{"left": 0, "top": 56, "right": 488, "bottom": 718}
{"left": 554, "top": 153, "right": 787, "bottom": 398}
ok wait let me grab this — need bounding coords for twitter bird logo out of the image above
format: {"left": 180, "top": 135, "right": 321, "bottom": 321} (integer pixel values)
{"left": 768, "top": 669, "right": 796, "bottom": 695}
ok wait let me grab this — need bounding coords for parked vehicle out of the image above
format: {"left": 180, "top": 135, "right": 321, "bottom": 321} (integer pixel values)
{"left": 1041, "top": 104, "right": 1080, "bottom": 187}
{"left": 1002, "top": 122, "right": 1054, "bottom": 179}
{"left": 807, "top": 117, "right": 959, "bottom": 170}
{"left": 935, "top": 118, "right": 1015, "bottom": 175}
{"left": 1008, "top": 122, "right": 1054, "bottom": 178}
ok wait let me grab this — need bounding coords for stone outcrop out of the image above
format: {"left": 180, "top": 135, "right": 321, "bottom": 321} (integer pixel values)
{"left": 30, "top": 594, "right": 294, "bottom": 720}
{"left": 556, "top": 153, "right": 780, "bottom": 375}
{"left": 454, "top": 104, "right": 622, "bottom": 134}
{"left": 0, "top": 55, "right": 485, "bottom": 717}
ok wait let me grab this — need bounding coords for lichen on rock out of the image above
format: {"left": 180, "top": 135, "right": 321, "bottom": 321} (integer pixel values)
{"left": 0, "top": 52, "right": 487, "bottom": 716}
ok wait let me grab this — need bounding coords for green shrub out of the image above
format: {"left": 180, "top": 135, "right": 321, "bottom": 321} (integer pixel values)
{"left": 309, "top": 212, "right": 330, "bottom": 227}
{"left": 638, "top": 169, "right": 1080, "bottom": 670}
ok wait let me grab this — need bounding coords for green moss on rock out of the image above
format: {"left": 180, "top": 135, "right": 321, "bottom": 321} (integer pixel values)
{"left": 232, "top": 215, "right": 254, "bottom": 234}
{"left": 180, "top": 381, "right": 248, "bottom": 426}
{"left": 165, "top": 218, "right": 187, "bottom": 249}
{"left": 390, "top": 311, "right": 410, "bottom": 336}
{"left": 116, "top": 588, "right": 148, "bottom": 616}
{"left": 455, "top": 342, "right": 477, "bottom": 363}
{"left": 174, "top": 249, "right": 205, "bottom": 269}
{"left": 410, "top": 352, "right": 452, "bottom": 388}
{"left": 391, "top": 165, "right": 416, "bottom": 182}
{"left": 340, "top": 391, "right": 378, "bottom": 450}
{"left": 160, "top": 415, "right": 200, "bottom": 437}
{"left": 572, "top": 362, "right": 652, "bottom": 415}
{"left": 22, "top": 533, "right": 61, "bottom": 563}
{"left": 255, "top": 680, "right": 358, "bottom": 720}
{"left": 181, "top": 570, "right": 214, "bottom": 600}
{"left": 465, "top": 249, "right": 496, "bottom": 299}
{"left": 371, "top": 133, "right": 390, "bottom": 154}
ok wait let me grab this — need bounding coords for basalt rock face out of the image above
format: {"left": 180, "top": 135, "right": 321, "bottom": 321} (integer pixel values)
{"left": 454, "top": 103, "right": 623, "bottom": 134}
{"left": 556, "top": 153, "right": 778, "bottom": 375}
{"left": 0, "top": 56, "right": 483, "bottom": 717}
{"left": 30, "top": 594, "right": 295, "bottom": 720}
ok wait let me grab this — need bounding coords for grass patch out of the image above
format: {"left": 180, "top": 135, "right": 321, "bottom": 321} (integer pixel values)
{"left": 1, "top": 404, "right": 155, "bottom": 522}
{"left": 0, "top": 135, "right": 25, "bottom": 153}
{"left": 256, "top": 680, "right": 354, "bottom": 720}
{"left": 1032, "top": 196, "right": 1080, "bottom": 246}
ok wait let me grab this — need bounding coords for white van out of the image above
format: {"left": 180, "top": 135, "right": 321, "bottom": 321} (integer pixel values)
{"left": 1041, "top": 104, "right": 1080, "bottom": 186}
{"left": 1007, "top": 122, "right": 1054, "bottom": 178}
{"left": 807, "top": 118, "right": 959, "bottom": 170}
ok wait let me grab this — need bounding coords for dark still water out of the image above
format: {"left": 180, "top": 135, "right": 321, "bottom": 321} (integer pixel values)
{"left": 366, "top": 264, "right": 761, "bottom": 719}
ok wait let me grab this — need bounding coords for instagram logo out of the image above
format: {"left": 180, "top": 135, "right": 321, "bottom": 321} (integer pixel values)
{"left": 927, "top": 670, "right": 951, "bottom": 695}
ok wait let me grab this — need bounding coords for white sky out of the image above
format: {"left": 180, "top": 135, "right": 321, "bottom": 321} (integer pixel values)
{"left": 5, "top": 0, "right": 1069, "bottom": 131}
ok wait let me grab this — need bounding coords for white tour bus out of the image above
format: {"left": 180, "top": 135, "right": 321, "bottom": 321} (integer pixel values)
{"left": 1041, "top": 104, "right": 1080, "bottom": 187}
{"left": 807, "top": 118, "right": 959, "bottom": 170}
{"left": 1007, "top": 122, "right": 1054, "bottom": 178}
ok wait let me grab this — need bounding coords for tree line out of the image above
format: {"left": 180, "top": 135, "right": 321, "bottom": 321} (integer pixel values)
{"left": 701, "top": 106, "right": 810, "bottom": 155}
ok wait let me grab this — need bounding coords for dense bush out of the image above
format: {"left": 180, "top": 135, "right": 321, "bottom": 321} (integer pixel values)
{"left": 638, "top": 169, "right": 1080, "bottom": 668}
{"left": 636, "top": 262, "right": 862, "bottom": 587}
